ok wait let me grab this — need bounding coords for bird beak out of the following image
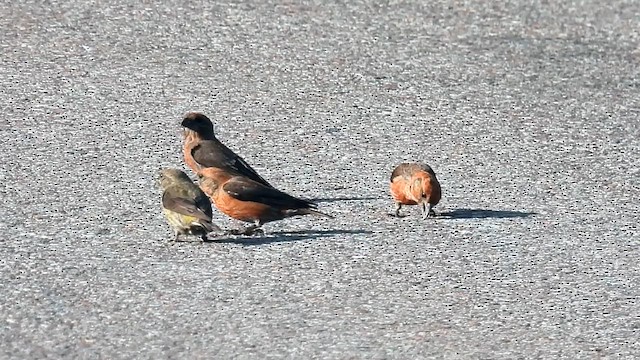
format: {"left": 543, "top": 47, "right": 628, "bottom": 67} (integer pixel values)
{"left": 421, "top": 201, "right": 432, "bottom": 220}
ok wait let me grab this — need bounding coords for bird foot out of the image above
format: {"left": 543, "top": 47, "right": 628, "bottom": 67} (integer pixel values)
{"left": 201, "top": 227, "right": 233, "bottom": 241}
{"left": 422, "top": 211, "right": 437, "bottom": 220}
{"left": 226, "top": 227, "right": 264, "bottom": 236}
{"left": 388, "top": 213, "right": 408, "bottom": 218}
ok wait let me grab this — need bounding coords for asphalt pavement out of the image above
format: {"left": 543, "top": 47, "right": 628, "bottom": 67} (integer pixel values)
{"left": 0, "top": 1, "right": 638, "bottom": 358}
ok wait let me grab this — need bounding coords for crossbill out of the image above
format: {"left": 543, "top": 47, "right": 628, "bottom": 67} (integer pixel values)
{"left": 159, "top": 168, "right": 220, "bottom": 241}
{"left": 390, "top": 162, "right": 441, "bottom": 219}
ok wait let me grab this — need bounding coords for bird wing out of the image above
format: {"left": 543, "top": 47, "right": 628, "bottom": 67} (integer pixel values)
{"left": 191, "top": 140, "right": 273, "bottom": 188}
{"left": 162, "top": 191, "right": 213, "bottom": 221}
{"left": 222, "top": 177, "right": 315, "bottom": 209}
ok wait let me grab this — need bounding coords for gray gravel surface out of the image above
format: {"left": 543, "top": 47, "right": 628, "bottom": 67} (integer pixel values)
{"left": 1, "top": 0, "right": 639, "bottom": 358}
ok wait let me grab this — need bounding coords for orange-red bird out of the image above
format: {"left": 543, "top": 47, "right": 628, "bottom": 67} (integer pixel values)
{"left": 181, "top": 112, "right": 272, "bottom": 187}
{"left": 390, "top": 163, "right": 441, "bottom": 219}
{"left": 198, "top": 167, "right": 332, "bottom": 235}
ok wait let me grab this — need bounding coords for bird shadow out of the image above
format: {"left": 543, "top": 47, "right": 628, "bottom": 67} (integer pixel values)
{"left": 207, "top": 229, "right": 372, "bottom": 245}
{"left": 310, "top": 196, "right": 379, "bottom": 203}
{"left": 437, "top": 208, "right": 536, "bottom": 219}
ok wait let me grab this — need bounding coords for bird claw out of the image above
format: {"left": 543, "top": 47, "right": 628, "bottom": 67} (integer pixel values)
{"left": 225, "top": 227, "right": 264, "bottom": 236}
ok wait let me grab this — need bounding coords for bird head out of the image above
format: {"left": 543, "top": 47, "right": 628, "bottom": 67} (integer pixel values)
{"left": 181, "top": 112, "right": 215, "bottom": 139}
{"left": 159, "top": 168, "right": 192, "bottom": 189}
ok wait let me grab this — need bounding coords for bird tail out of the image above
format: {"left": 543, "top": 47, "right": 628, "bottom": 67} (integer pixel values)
{"left": 197, "top": 220, "right": 221, "bottom": 233}
{"left": 301, "top": 208, "right": 334, "bottom": 219}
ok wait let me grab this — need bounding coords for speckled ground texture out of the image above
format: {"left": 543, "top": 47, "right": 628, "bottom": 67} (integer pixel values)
{"left": 1, "top": 0, "right": 639, "bottom": 358}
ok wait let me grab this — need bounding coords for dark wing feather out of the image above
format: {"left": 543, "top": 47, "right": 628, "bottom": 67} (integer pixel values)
{"left": 193, "top": 191, "right": 214, "bottom": 218}
{"left": 191, "top": 141, "right": 273, "bottom": 188}
{"left": 162, "top": 191, "right": 213, "bottom": 221}
{"left": 223, "top": 178, "right": 315, "bottom": 209}
{"left": 418, "top": 163, "right": 437, "bottom": 177}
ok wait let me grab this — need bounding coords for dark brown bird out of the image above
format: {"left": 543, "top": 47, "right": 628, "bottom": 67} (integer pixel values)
{"left": 390, "top": 162, "right": 441, "bottom": 219}
{"left": 159, "top": 168, "right": 220, "bottom": 241}
{"left": 181, "top": 112, "right": 272, "bottom": 187}
{"left": 198, "top": 167, "right": 332, "bottom": 235}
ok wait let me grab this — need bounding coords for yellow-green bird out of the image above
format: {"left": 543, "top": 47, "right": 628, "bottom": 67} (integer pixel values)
{"left": 159, "top": 168, "right": 220, "bottom": 241}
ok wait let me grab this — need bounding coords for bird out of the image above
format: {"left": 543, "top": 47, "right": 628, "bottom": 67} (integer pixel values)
{"left": 389, "top": 162, "right": 441, "bottom": 219}
{"left": 198, "top": 167, "right": 332, "bottom": 235}
{"left": 181, "top": 112, "right": 272, "bottom": 187}
{"left": 159, "top": 168, "right": 220, "bottom": 241}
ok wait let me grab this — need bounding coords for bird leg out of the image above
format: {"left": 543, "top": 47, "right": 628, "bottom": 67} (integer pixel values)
{"left": 245, "top": 226, "right": 265, "bottom": 236}
{"left": 389, "top": 202, "right": 407, "bottom": 217}
{"left": 241, "top": 221, "right": 265, "bottom": 236}
{"left": 227, "top": 221, "right": 264, "bottom": 236}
